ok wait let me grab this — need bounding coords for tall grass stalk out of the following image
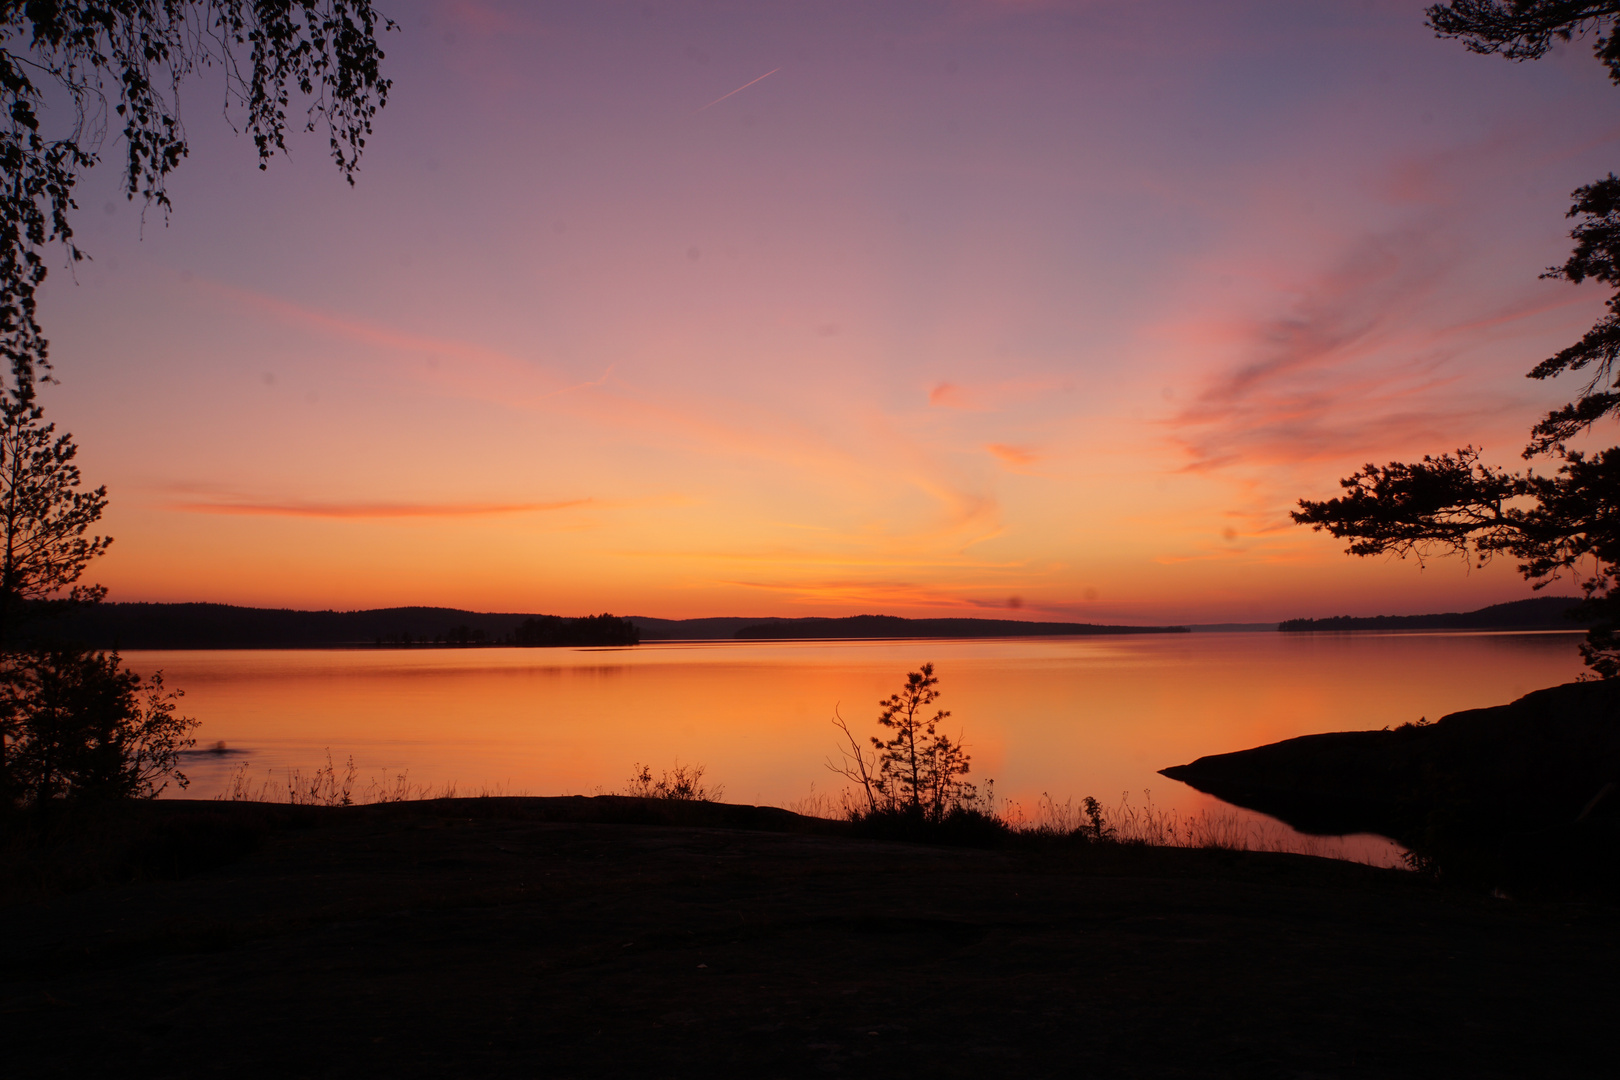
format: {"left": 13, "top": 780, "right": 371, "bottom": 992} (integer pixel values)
{"left": 216, "top": 754, "right": 521, "bottom": 806}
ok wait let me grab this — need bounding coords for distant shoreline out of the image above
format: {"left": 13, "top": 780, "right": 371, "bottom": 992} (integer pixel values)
{"left": 1277, "top": 596, "right": 1587, "bottom": 634}
{"left": 26, "top": 602, "right": 1190, "bottom": 651}
{"left": 23, "top": 596, "right": 1591, "bottom": 651}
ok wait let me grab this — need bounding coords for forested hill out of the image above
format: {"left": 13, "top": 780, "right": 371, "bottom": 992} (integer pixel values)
{"left": 1277, "top": 597, "right": 1587, "bottom": 633}
{"left": 30, "top": 603, "right": 635, "bottom": 650}
{"left": 24, "top": 603, "right": 1191, "bottom": 648}
{"left": 729, "top": 615, "right": 1189, "bottom": 639}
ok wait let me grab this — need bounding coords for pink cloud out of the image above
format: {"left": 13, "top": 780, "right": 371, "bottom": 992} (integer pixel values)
{"left": 192, "top": 277, "right": 539, "bottom": 378}
{"left": 1157, "top": 224, "right": 1555, "bottom": 473}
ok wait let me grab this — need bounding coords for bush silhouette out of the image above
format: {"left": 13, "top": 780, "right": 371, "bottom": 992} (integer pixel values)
{"left": 1, "top": 647, "right": 196, "bottom": 808}
{"left": 828, "top": 664, "right": 1004, "bottom": 843}
{"left": 624, "top": 761, "right": 722, "bottom": 802}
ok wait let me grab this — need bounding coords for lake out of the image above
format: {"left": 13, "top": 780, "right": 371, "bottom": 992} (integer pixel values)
{"left": 139, "top": 630, "right": 1588, "bottom": 865}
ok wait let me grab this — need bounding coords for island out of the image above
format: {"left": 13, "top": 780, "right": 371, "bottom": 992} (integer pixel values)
{"left": 1277, "top": 596, "right": 1585, "bottom": 632}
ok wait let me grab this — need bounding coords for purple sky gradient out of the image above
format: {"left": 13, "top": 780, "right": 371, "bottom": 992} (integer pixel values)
{"left": 33, "top": 0, "right": 1620, "bottom": 621}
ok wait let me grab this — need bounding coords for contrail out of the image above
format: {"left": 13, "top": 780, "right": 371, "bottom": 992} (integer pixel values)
{"left": 696, "top": 67, "right": 780, "bottom": 112}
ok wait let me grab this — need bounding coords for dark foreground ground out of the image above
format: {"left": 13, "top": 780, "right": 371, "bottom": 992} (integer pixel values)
{"left": 3, "top": 797, "right": 1616, "bottom": 1078}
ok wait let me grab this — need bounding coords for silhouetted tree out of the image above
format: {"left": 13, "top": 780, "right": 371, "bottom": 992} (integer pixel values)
{"left": 877, "top": 664, "right": 950, "bottom": 813}
{"left": 0, "top": 647, "right": 194, "bottom": 807}
{"left": 0, "top": 387, "right": 110, "bottom": 650}
{"left": 1429, "top": 2, "right": 1620, "bottom": 81}
{"left": 3, "top": 2, "right": 394, "bottom": 388}
{"left": 444, "top": 624, "right": 485, "bottom": 646}
{"left": 0, "top": 386, "right": 200, "bottom": 807}
{"left": 514, "top": 614, "right": 639, "bottom": 647}
{"left": 829, "top": 664, "right": 977, "bottom": 821}
{"left": 1297, "top": 5, "right": 1620, "bottom": 676}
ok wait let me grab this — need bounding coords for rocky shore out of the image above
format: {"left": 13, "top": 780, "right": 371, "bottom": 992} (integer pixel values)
{"left": 1162, "top": 679, "right": 1620, "bottom": 893}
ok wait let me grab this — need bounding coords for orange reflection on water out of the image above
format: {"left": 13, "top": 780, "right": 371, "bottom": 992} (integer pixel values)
{"left": 138, "top": 631, "right": 1588, "bottom": 865}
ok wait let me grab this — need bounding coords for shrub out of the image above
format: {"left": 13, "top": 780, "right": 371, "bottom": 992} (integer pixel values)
{"left": 284, "top": 750, "right": 358, "bottom": 807}
{"left": 0, "top": 646, "right": 196, "bottom": 809}
{"left": 624, "top": 761, "right": 721, "bottom": 801}
{"left": 846, "top": 803, "right": 1010, "bottom": 847}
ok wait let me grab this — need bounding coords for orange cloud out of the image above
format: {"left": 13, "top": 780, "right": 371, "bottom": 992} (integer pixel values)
{"left": 986, "top": 443, "right": 1038, "bottom": 467}
{"left": 617, "top": 546, "right": 1025, "bottom": 571}
{"left": 714, "top": 577, "right": 1026, "bottom": 612}
{"left": 168, "top": 497, "right": 593, "bottom": 519}
{"left": 200, "top": 277, "right": 1017, "bottom": 547}
{"left": 196, "top": 277, "right": 1048, "bottom": 567}
{"left": 928, "top": 377, "right": 1071, "bottom": 412}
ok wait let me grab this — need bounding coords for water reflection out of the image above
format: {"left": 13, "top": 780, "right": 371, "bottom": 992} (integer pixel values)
{"left": 138, "top": 631, "right": 1588, "bottom": 866}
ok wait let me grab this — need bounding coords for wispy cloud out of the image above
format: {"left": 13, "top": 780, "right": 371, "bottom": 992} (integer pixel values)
{"left": 696, "top": 67, "right": 781, "bottom": 113}
{"left": 192, "top": 277, "right": 549, "bottom": 382}
{"left": 927, "top": 376, "right": 1070, "bottom": 411}
{"left": 713, "top": 577, "right": 1027, "bottom": 613}
{"left": 986, "top": 443, "right": 1038, "bottom": 467}
{"left": 616, "top": 544, "right": 1025, "bottom": 571}
{"left": 168, "top": 497, "right": 593, "bottom": 520}
{"left": 1153, "top": 105, "right": 1620, "bottom": 488}
{"left": 1159, "top": 224, "right": 1552, "bottom": 473}
{"left": 199, "top": 277, "right": 1006, "bottom": 546}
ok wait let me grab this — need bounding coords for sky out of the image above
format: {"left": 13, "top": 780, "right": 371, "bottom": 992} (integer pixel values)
{"left": 31, "top": 0, "right": 1620, "bottom": 624}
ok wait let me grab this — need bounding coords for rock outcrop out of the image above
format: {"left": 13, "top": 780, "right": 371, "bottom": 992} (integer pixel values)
{"left": 1161, "top": 680, "right": 1620, "bottom": 892}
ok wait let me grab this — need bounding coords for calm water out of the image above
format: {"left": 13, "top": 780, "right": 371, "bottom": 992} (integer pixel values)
{"left": 137, "top": 631, "right": 1587, "bottom": 865}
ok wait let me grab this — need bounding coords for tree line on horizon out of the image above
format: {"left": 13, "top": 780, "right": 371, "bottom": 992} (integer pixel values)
{"left": 1276, "top": 595, "right": 1587, "bottom": 632}
{"left": 24, "top": 603, "right": 1199, "bottom": 650}
{"left": 361, "top": 614, "right": 640, "bottom": 648}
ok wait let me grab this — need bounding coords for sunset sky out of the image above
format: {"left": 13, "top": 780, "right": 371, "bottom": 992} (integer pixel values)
{"left": 36, "top": 0, "right": 1620, "bottom": 624}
